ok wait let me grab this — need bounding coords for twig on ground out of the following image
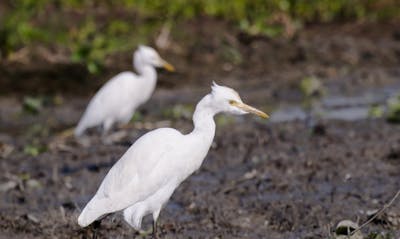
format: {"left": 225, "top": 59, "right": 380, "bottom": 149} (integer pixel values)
{"left": 351, "top": 189, "right": 400, "bottom": 236}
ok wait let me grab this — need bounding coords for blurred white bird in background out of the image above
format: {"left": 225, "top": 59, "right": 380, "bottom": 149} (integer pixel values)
{"left": 74, "top": 45, "right": 174, "bottom": 137}
{"left": 78, "top": 82, "right": 268, "bottom": 238}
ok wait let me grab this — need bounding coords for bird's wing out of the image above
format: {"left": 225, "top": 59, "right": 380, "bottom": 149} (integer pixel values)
{"left": 78, "top": 72, "right": 140, "bottom": 126}
{"left": 92, "top": 128, "right": 184, "bottom": 211}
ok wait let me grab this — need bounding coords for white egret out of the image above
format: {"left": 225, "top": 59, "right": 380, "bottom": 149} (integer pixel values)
{"left": 74, "top": 45, "right": 174, "bottom": 137}
{"left": 77, "top": 82, "right": 268, "bottom": 238}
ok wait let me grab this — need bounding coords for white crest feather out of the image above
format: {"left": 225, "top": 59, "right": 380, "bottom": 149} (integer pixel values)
{"left": 211, "top": 81, "right": 221, "bottom": 96}
{"left": 210, "top": 82, "right": 242, "bottom": 102}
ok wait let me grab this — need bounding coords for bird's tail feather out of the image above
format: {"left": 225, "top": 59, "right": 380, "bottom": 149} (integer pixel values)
{"left": 78, "top": 198, "right": 109, "bottom": 227}
{"left": 74, "top": 120, "right": 87, "bottom": 138}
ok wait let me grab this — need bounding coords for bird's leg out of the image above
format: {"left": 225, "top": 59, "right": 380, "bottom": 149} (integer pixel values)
{"left": 152, "top": 209, "right": 161, "bottom": 239}
{"left": 101, "top": 119, "right": 116, "bottom": 145}
{"left": 152, "top": 219, "right": 158, "bottom": 239}
{"left": 102, "top": 119, "right": 114, "bottom": 136}
{"left": 92, "top": 220, "right": 101, "bottom": 239}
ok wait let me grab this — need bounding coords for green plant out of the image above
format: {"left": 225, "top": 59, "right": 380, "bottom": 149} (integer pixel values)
{"left": 0, "top": 0, "right": 50, "bottom": 56}
{"left": 162, "top": 104, "right": 193, "bottom": 120}
{"left": 300, "top": 76, "right": 324, "bottom": 97}
{"left": 23, "top": 144, "right": 45, "bottom": 156}
{"left": 23, "top": 96, "right": 44, "bottom": 114}
{"left": 387, "top": 94, "right": 400, "bottom": 123}
{"left": 1, "top": 0, "right": 400, "bottom": 71}
{"left": 368, "top": 105, "right": 384, "bottom": 118}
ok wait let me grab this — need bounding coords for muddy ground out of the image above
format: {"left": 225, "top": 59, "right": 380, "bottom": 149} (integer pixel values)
{"left": 1, "top": 22, "right": 400, "bottom": 238}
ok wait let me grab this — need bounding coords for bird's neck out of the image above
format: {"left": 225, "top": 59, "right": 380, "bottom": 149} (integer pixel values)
{"left": 190, "top": 94, "right": 218, "bottom": 141}
{"left": 140, "top": 66, "right": 157, "bottom": 84}
{"left": 133, "top": 53, "right": 157, "bottom": 83}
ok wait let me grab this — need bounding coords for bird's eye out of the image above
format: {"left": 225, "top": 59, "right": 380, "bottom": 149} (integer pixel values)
{"left": 229, "top": 100, "right": 237, "bottom": 105}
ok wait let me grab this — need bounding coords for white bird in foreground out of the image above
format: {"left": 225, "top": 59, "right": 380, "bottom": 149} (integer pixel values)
{"left": 74, "top": 45, "right": 174, "bottom": 137}
{"left": 78, "top": 83, "right": 268, "bottom": 238}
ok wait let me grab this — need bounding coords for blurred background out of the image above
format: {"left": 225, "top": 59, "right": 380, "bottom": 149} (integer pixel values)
{"left": 2, "top": 0, "right": 400, "bottom": 90}
{"left": 1, "top": 1, "right": 400, "bottom": 238}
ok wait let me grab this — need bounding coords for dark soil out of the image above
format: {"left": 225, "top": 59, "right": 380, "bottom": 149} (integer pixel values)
{"left": 1, "top": 22, "right": 400, "bottom": 238}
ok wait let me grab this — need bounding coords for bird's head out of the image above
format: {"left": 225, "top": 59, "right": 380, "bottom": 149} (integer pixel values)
{"left": 210, "top": 82, "right": 269, "bottom": 118}
{"left": 136, "top": 45, "right": 175, "bottom": 71}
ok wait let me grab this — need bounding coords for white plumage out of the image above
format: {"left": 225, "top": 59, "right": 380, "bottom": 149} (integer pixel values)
{"left": 75, "top": 45, "right": 174, "bottom": 137}
{"left": 78, "top": 83, "right": 268, "bottom": 237}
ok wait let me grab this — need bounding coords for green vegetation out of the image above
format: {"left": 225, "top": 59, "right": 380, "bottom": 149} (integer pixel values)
{"left": 23, "top": 144, "right": 45, "bottom": 157}
{"left": 366, "top": 231, "right": 395, "bottom": 239}
{"left": 22, "top": 95, "right": 63, "bottom": 114}
{"left": 130, "top": 112, "right": 144, "bottom": 123}
{"left": 387, "top": 93, "right": 400, "bottom": 123}
{"left": 300, "top": 76, "right": 324, "bottom": 97}
{"left": 162, "top": 104, "right": 194, "bottom": 120}
{"left": 23, "top": 96, "right": 44, "bottom": 114}
{"left": 215, "top": 115, "right": 235, "bottom": 127}
{"left": 22, "top": 123, "right": 49, "bottom": 156}
{"left": 1, "top": 0, "right": 399, "bottom": 73}
{"left": 368, "top": 104, "right": 384, "bottom": 118}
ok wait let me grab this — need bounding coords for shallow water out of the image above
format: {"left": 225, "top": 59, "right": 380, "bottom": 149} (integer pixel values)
{"left": 270, "top": 83, "right": 400, "bottom": 123}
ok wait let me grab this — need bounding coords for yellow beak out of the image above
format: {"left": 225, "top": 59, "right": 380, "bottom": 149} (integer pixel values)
{"left": 160, "top": 59, "right": 175, "bottom": 72}
{"left": 230, "top": 101, "right": 269, "bottom": 119}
